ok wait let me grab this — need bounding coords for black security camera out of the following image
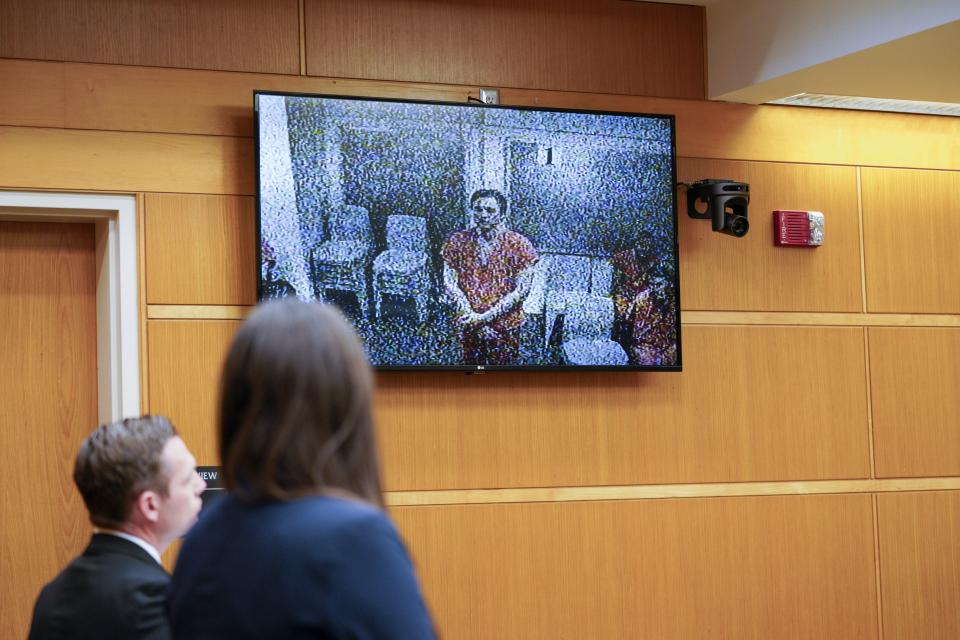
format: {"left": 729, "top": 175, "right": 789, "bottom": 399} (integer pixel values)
{"left": 686, "top": 179, "right": 750, "bottom": 238}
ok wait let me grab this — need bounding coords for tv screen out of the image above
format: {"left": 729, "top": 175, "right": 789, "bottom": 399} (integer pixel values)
{"left": 255, "top": 91, "right": 680, "bottom": 371}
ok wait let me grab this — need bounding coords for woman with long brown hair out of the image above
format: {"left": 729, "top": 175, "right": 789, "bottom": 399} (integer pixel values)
{"left": 168, "top": 300, "right": 434, "bottom": 638}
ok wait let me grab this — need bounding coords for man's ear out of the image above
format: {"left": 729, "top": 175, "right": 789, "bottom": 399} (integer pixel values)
{"left": 133, "top": 490, "right": 162, "bottom": 524}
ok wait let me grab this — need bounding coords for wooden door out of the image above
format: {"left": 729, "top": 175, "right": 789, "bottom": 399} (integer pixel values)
{"left": 0, "top": 221, "right": 98, "bottom": 638}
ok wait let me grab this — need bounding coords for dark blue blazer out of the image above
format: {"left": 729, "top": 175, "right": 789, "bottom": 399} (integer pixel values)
{"left": 168, "top": 494, "right": 435, "bottom": 639}
{"left": 29, "top": 533, "right": 171, "bottom": 640}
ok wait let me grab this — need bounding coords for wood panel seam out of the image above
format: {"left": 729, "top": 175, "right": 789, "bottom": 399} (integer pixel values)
{"left": 2, "top": 121, "right": 250, "bottom": 140}
{"left": 865, "top": 328, "right": 876, "bottom": 479}
{"left": 857, "top": 166, "right": 869, "bottom": 312}
{"left": 871, "top": 493, "right": 885, "bottom": 640}
{"left": 700, "top": 5, "right": 708, "bottom": 101}
{"left": 384, "top": 477, "right": 960, "bottom": 507}
{"left": 137, "top": 191, "right": 149, "bottom": 410}
{"left": 147, "top": 305, "right": 960, "bottom": 327}
{"left": 298, "top": 0, "right": 306, "bottom": 76}
{"left": 681, "top": 156, "right": 960, "bottom": 173}
{"left": 683, "top": 311, "right": 960, "bottom": 327}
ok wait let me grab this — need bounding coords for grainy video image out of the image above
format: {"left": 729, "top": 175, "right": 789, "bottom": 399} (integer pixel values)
{"left": 257, "top": 93, "right": 679, "bottom": 369}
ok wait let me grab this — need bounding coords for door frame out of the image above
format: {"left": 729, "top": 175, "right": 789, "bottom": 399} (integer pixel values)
{"left": 0, "top": 191, "right": 140, "bottom": 422}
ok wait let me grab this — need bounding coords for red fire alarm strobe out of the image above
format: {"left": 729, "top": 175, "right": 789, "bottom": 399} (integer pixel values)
{"left": 774, "top": 210, "right": 824, "bottom": 246}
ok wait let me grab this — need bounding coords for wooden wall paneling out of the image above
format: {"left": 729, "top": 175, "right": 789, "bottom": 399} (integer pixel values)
{"left": 304, "top": 0, "right": 705, "bottom": 99}
{"left": 869, "top": 328, "right": 960, "bottom": 478}
{"left": 3, "top": 60, "right": 960, "bottom": 171}
{"left": 501, "top": 88, "right": 960, "bottom": 172}
{"left": 62, "top": 62, "right": 259, "bottom": 138}
{"left": 861, "top": 168, "right": 960, "bottom": 314}
{"left": 877, "top": 490, "right": 960, "bottom": 640}
{"left": 0, "top": 59, "right": 502, "bottom": 137}
{"left": 678, "top": 159, "right": 863, "bottom": 312}
{"left": 0, "top": 59, "right": 66, "bottom": 128}
{"left": 0, "top": 5, "right": 955, "bottom": 637}
{"left": 64, "top": 64, "right": 480, "bottom": 137}
{"left": 146, "top": 320, "right": 241, "bottom": 465}
{"left": 673, "top": 103, "right": 960, "bottom": 172}
{"left": 145, "top": 193, "right": 256, "bottom": 305}
{"left": 0, "top": 126, "right": 253, "bottom": 195}
{"left": 392, "top": 494, "right": 878, "bottom": 640}
{"left": 148, "top": 305, "right": 251, "bottom": 320}
{"left": 376, "top": 325, "right": 871, "bottom": 491}
{"left": 0, "top": 0, "right": 300, "bottom": 74}
{"left": 0, "top": 222, "right": 98, "bottom": 639}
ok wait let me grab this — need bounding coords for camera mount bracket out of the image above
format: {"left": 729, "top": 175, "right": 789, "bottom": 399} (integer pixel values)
{"left": 686, "top": 179, "right": 751, "bottom": 238}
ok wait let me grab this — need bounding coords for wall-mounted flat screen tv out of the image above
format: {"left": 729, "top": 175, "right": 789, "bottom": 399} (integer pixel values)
{"left": 255, "top": 91, "right": 680, "bottom": 371}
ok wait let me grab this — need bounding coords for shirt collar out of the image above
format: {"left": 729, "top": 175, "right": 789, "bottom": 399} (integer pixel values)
{"left": 97, "top": 529, "right": 162, "bottom": 565}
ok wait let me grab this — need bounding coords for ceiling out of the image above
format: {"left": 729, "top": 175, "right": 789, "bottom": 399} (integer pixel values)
{"left": 641, "top": 0, "right": 960, "bottom": 107}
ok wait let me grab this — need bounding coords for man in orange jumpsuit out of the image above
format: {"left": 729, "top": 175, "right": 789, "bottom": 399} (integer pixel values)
{"left": 441, "top": 189, "right": 538, "bottom": 365}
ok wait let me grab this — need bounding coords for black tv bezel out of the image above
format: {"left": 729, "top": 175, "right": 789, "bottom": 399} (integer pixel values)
{"left": 253, "top": 90, "right": 682, "bottom": 373}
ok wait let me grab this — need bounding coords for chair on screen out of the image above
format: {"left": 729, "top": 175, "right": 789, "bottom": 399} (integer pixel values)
{"left": 311, "top": 204, "right": 373, "bottom": 317}
{"left": 542, "top": 253, "right": 592, "bottom": 350}
{"left": 372, "top": 215, "right": 431, "bottom": 323}
{"left": 560, "top": 293, "right": 628, "bottom": 366}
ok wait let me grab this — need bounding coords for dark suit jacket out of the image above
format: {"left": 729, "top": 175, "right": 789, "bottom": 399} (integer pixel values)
{"left": 169, "top": 494, "right": 435, "bottom": 639}
{"left": 28, "top": 533, "right": 171, "bottom": 640}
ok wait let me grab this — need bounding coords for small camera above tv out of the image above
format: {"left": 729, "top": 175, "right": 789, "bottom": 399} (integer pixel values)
{"left": 255, "top": 91, "right": 681, "bottom": 371}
